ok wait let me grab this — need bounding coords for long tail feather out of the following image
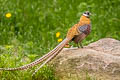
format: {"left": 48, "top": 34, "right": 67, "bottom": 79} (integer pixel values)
{"left": 32, "top": 38, "right": 68, "bottom": 75}
{"left": 0, "top": 38, "right": 69, "bottom": 71}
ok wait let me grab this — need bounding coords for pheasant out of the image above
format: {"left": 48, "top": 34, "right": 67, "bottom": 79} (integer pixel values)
{"left": 0, "top": 11, "right": 91, "bottom": 71}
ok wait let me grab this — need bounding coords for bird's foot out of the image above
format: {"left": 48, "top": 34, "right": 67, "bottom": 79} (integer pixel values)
{"left": 77, "top": 43, "right": 83, "bottom": 48}
{"left": 80, "top": 43, "right": 83, "bottom": 48}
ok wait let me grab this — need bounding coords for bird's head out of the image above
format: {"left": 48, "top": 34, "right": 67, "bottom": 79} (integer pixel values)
{"left": 83, "top": 11, "right": 91, "bottom": 18}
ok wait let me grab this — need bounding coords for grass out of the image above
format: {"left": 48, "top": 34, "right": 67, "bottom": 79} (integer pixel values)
{"left": 0, "top": 0, "right": 120, "bottom": 80}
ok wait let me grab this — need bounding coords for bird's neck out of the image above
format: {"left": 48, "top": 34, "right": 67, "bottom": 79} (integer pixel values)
{"left": 79, "top": 15, "right": 91, "bottom": 25}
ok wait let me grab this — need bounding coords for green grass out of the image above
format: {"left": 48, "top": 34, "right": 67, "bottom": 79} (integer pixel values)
{"left": 0, "top": 0, "right": 120, "bottom": 80}
{"left": 0, "top": 39, "right": 57, "bottom": 80}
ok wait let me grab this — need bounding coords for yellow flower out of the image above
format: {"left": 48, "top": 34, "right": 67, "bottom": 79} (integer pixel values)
{"left": 5, "top": 45, "right": 13, "bottom": 49}
{"left": 58, "top": 38, "right": 63, "bottom": 42}
{"left": 5, "top": 13, "right": 12, "bottom": 18}
{"left": 56, "top": 32, "right": 60, "bottom": 38}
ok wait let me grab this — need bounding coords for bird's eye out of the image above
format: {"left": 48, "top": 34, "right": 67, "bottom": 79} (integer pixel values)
{"left": 87, "top": 12, "right": 89, "bottom": 15}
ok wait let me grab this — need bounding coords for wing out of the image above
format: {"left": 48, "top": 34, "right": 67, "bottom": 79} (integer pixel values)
{"left": 77, "top": 24, "right": 91, "bottom": 35}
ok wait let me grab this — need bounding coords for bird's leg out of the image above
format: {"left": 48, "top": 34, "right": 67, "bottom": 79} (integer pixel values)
{"left": 77, "top": 42, "right": 83, "bottom": 48}
{"left": 80, "top": 42, "right": 83, "bottom": 48}
{"left": 77, "top": 43, "right": 80, "bottom": 48}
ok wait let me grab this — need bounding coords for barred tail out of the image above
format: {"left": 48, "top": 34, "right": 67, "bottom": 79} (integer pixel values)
{"left": 32, "top": 37, "right": 69, "bottom": 75}
{"left": 0, "top": 38, "right": 69, "bottom": 71}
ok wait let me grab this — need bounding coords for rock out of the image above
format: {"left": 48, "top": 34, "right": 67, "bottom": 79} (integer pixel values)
{"left": 52, "top": 38, "right": 120, "bottom": 80}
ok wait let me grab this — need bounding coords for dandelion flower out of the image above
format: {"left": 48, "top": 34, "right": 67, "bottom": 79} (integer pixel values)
{"left": 56, "top": 32, "right": 60, "bottom": 38}
{"left": 5, "top": 45, "right": 13, "bottom": 49}
{"left": 5, "top": 13, "right": 12, "bottom": 18}
{"left": 58, "top": 38, "right": 63, "bottom": 42}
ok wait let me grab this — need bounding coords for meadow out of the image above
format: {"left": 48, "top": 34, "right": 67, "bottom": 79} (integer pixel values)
{"left": 0, "top": 0, "right": 120, "bottom": 80}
